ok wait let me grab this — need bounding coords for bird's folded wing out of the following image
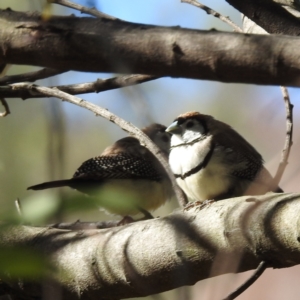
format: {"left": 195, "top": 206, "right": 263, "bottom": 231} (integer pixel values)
{"left": 73, "top": 154, "right": 162, "bottom": 181}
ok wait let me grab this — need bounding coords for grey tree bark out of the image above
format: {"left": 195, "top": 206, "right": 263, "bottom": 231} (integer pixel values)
{"left": 1, "top": 193, "right": 300, "bottom": 300}
{"left": 1, "top": 9, "right": 300, "bottom": 87}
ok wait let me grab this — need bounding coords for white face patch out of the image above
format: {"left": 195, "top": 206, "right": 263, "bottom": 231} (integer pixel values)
{"left": 170, "top": 119, "right": 206, "bottom": 147}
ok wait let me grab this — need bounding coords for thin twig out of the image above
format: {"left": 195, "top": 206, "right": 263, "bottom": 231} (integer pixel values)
{"left": 0, "top": 68, "right": 67, "bottom": 86}
{"left": 11, "top": 83, "right": 188, "bottom": 207}
{"left": 222, "top": 261, "right": 268, "bottom": 300}
{"left": 273, "top": 86, "right": 293, "bottom": 188}
{"left": 181, "top": 0, "right": 243, "bottom": 32}
{"left": 51, "top": 0, "right": 118, "bottom": 20}
{"left": 1, "top": 75, "right": 157, "bottom": 99}
{"left": 0, "top": 98, "right": 10, "bottom": 117}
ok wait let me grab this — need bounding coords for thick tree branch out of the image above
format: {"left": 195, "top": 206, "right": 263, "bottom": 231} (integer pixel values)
{"left": 2, "top": 10, "right": 300, "bottom": 86}
{"left": 1, "top": 193, "right": 300, "bottom": 300}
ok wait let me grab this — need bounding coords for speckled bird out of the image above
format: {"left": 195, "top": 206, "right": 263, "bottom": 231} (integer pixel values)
{"left": 28, "top": 123, "right": 173, "bottom": 216}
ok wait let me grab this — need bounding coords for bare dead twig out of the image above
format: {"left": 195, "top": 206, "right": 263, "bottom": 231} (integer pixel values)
{"left": 181, "top": 0, "right": 243, "bottom": 32}
{"left": 273, "top": 86, "right": 293, "bottom": 187}
{"left": 0, "top": 68, "right": 67, "bottom": 86}
{"left": 0, "top": 98, "right": 10, "bottom": 117}
{"left": 11, "top": 83, "right": 188, "bottom": 208}
{"left": 50, "top": 0, "right": 118, "bottom": 20}
{"left": 1, "top": 75, "right": 157, "bottom": 99}
{"left": 222, "top": 261, "right": 269, "bottom": 300}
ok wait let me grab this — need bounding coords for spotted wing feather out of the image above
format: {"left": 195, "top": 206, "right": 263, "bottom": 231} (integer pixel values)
{"left": 73, "top": 153, "right": 162, "bottom": 181}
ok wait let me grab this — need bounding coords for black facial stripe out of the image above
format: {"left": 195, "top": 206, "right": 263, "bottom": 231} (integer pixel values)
{"left": 174, "top": 143, "right": 215, "bottom": 180}
{"left": 170, "top": 134, "right": 207, "bottom": 149}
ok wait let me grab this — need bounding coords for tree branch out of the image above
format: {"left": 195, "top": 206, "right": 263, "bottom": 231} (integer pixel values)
{"left": 0, "top": 67, "right": 67, "bottom": 85}
{"left": 0, "top": 74, "right": 157, "bottom": 98}
{"left": 273, "top": 87, "right": 293, "bottom": 188}
{"left": 222, "top": 261, "right": 269, "bottom": 300}
{"left": 1, "top": 193, "right": 300, "bottom": 300}
{"left": 2, "top": 9, "right": 300, "bottom": 86}
{"left": 52, "top": 0, "right": 118, "bottom": 20}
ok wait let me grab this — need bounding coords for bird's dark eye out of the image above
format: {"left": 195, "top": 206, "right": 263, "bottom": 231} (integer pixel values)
{"left": 186, "top": 121, "right": 194, "bottom": 128}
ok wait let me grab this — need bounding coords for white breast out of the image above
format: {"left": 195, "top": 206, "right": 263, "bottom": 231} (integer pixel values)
{"left": 169, "top": 137, "right": 231, "bottom": 201}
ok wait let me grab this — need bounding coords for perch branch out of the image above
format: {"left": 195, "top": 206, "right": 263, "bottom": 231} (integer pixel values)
{"left": 1, "top": 193, "right": 300, "bottom": 300}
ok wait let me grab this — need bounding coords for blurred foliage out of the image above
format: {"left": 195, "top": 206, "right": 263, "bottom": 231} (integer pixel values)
{"left": 0, "top": 246, "right": 54, "bottom": 279}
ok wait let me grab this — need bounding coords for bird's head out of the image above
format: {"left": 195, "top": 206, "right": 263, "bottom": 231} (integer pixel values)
{"left": 142, "top": 123, "right": 171, "bottom": 155}
{"left": 166, "top": 112, "right": 214, "bottom": 146}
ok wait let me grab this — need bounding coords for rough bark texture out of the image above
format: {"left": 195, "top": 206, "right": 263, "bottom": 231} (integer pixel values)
{"left": 1, "top": 193, "right": 300, "bottom": 300}
{"left": 1, "top": 9, "right": 300, "bottom": 87}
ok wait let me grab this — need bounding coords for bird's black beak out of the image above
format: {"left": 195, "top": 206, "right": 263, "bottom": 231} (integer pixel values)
{"left": 166, "top": 121, "right": 182, "bottom": 134}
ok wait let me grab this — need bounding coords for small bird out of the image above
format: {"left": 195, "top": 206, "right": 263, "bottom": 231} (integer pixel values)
{"left": 28, "top": 123, "right": 173, "bottom": 216}
{"left": 166, "top": 112, "right": 282, "bottom": 202}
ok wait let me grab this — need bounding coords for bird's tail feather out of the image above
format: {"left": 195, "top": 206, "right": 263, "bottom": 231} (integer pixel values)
{"left": 27, "top": 179, "right": 73, "bottom": 190}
